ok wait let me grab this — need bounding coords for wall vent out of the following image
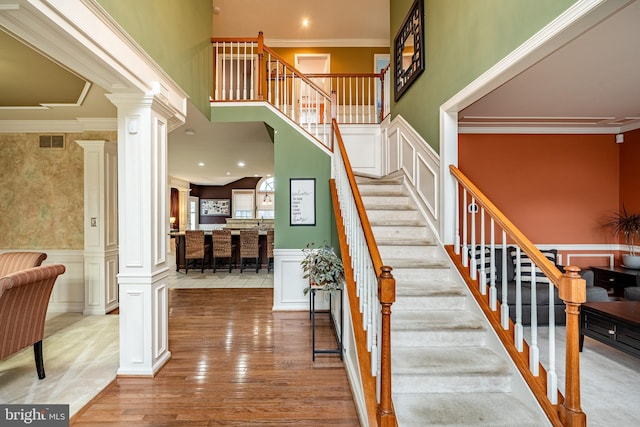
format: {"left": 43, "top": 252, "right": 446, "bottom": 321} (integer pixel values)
{"left": 39, "top": 135, "right": 65, "bottom": 149}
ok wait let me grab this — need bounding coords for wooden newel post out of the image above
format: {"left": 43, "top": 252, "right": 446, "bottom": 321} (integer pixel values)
{"left": 558, "top": 266, "right": 587, "bottom": 427}
{"left": 377, "top": 265, "right": 397, "bottom": 427}
{"left": 257, "top": 31, "right": 264, "bottom": 100}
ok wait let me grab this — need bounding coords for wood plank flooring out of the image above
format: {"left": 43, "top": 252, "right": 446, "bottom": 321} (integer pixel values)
{"left": 71, "top": 288, "right": 359, "bottom": 426}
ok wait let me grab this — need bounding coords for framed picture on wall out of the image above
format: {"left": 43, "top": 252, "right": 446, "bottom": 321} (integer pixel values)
{"left": 394, "top": 0, "right": 425, "bottom": 101}
{"left": 290, "top": 178, "right": 315, "bottom": 226}
{"left": 200, "top": 199, "right": 230, "bottom": 216}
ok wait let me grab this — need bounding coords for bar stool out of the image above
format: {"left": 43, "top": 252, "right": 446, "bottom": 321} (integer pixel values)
{"left": 239, "top": 228, "right": 260, "bottom": 273}
{"left": 212, "top": 229, "right": 234, "bottom": 273}
{"left": 266, "top": 229, "right": 274, "bottom": 273}
{"left": 184, "top": 230, "right": 209, "bottom": 274}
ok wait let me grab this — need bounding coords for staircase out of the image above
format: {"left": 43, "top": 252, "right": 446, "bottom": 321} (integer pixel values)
{"left": 356, "top": 173, "right": 550, "bottom": 427}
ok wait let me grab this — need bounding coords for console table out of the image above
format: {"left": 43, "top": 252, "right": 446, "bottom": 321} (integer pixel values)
{"left": 309, "top": 288, "right": 343, "bottom": 361}
{"left": 580, "top": 301, "right": 640, "bottom": 359}
{"left": 590, "top": 266, "right": 640, "bottom": 298}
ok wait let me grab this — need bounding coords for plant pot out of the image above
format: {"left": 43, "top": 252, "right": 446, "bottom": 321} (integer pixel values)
{"left": 622, "top": 254, "right": 640, "bottom": 269}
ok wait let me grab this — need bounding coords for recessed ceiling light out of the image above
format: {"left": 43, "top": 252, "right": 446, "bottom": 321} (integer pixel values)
{"left": 226, "top": 172, "right": 231, "bottom": 175}
{"left": 185, "top": 129, "right": 195, "bottom": 135}
{"left": 302, "top": 18, "right": 309, "bottom": 27}
{"left": 198, "top": 162, "right": 205, "bottom": 167}
{"left": 237, "top": 161, "right": 245, "bottom": 167}
{"left": 267, "top": 174, "right": 272, "bottom": 177}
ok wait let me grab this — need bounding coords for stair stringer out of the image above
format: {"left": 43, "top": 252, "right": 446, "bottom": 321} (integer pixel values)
{"left": 356, "top": 172, "right": 551, "bottom": 426}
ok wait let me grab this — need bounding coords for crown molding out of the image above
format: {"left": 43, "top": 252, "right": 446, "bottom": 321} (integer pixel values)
{"left": 265, "top": 38, "right": 389, "bottom": 48}
{"left": 0, "top": 118, "right": 116, "bottom": 133}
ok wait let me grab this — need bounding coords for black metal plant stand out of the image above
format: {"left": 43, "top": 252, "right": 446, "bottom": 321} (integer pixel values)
{"left": 310, "top": 287, "right": 343, "bottom": 361}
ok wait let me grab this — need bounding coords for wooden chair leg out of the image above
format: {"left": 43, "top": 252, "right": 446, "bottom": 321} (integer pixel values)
{"left": 34, "top": 340, "right": 45, "bottom": 380}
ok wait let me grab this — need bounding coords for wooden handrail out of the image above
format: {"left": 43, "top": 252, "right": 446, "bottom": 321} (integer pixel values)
{"left": 263, "top": 46, "right": 332, "bottom": 101}
{"left": 210, "top": 37, "right": 259, "bottom": 43}
{"left": 449, "top": 164, "right": 586, "bottom": 427}
{"left": 305, "top": 72, "right": 383, "bottom": 79}
{"left": 333, "top": 119, "right": 383, "bottom": 274}
{"left": 330, "top": 179, "right": 378, "bottom": 427}
{"left": 333, "top": 121, "right": 396, "bottom": 426}
{"left": 449, "top": 165, "right": 561, "bottom": 285}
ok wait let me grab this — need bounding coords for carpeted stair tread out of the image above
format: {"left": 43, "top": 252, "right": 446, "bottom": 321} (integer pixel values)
{"left": 369, "top": 218, "right": 426, "bottom": 227}
{"left": 365, "top": 204, "right": 416, "bottom": 212}
{"left": 392, "top": 310, "right": 485, "bottom": 331}
{"left": 393, "top": 393, "right": 547, "bottom": 427}
{"left": 375, "top": 236, "right": 437, "bottom": 246}
{"left": 395, "top": 281, "right": 466, "bottom": 297}
{"left": 392, "top": 347, "right": 511, "bottom": 376}
{"left": 382, "top": 258, "right": 451, "bottom": 269}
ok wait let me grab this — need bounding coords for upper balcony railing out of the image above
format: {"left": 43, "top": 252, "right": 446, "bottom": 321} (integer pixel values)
{"left": 212, "top": 32, "right": 390, "bottom": 150}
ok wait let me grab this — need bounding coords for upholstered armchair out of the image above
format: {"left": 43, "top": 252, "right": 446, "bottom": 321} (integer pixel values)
{"left": 0, "top": 251, "right": 47, "bottom": 276}
{"left": 0, "top": 262, "right": 66, "bottom": 379}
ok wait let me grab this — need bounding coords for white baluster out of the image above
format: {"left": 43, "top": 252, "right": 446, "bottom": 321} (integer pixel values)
{"left": 489, "top": 219, "right": 497, "bottom": 311}
{"left": 470, "top": 196, "right": 477, "bottom": 280}
{"left": 529, "top": 272, "right": 539, "bottom": 375}
{"left": 515, "top": 247, "right": 524, "bottom": 352}
{"left": 242, "top": 42, "right": 247, "bottom": 100}
{"left": 501, "top": 234, "right": 510, "bottom": 329}
{"left": 221, "top": 44, "right": 226, "bottom": 100}
{"left": 249, "top": 43, "right": 254, "bottom": 99}
{"left": 462, "top": 190, "right": 469, "bottom": 267}
{"left": 547, "top": 281, "right": 558, "bottom": 404}
{"left": 214, "top": 42, "right": 220, "bottom": 100}
{"left": 479, "top": 207, "right": 486, "bottom": 295}
{"left": 454, "top": 180, "right": 461, "bottom": 255}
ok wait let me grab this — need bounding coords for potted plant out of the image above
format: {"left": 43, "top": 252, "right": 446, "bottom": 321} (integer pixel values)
{"left": 300, "top": 242, "right": 345, "bottom": 295}
{"left": 606, "top": 206, "right": 640, "bottom": 269}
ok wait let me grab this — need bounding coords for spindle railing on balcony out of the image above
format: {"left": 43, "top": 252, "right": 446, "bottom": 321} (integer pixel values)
{"left": 448, "top": 165, "right": 586, "bottom": 427}
{"left": 212, "top": 33, "right": 389, "bottom": 150}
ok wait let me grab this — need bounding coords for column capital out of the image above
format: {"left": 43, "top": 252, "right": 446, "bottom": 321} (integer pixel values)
{"left": 106, "top": 92, "right": 185, "bottom": 130}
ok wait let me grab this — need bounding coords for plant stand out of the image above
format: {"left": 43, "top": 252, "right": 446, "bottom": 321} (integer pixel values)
{"left": 309, "top": 287, "right": 343, "bottom": 361}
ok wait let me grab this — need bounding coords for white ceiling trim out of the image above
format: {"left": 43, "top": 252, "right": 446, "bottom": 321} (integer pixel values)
{"left": 458, "top": 126, "right": 622, "bottom": 135}
{"left": 265, "top": 38, "right": 389, "bottom": 48}
{"left": 0, "top": 117, "right": 116, "bottom": 133}
{"left": 0, "top": 0, "right": 188, "bottom": 123}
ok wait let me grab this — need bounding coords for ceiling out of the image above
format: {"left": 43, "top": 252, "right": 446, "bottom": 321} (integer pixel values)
{"left": 1, "top": 0, "right": 639, "bottom": 185}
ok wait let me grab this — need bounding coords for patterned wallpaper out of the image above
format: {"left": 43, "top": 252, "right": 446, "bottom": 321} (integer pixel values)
{"left": 0, "top": 132, "right": 116, "bottom": 249}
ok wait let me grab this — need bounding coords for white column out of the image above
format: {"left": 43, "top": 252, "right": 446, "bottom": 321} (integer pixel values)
{"left": 108, "top": 93, "right": 174, "bottom": 376}
{"left": 76, "top": 140, "right": 119, "bottom": 315}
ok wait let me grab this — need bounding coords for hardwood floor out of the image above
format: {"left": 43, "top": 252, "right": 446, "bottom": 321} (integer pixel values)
{"left": 71, "top": 288, "right": 359, "bottom": 426}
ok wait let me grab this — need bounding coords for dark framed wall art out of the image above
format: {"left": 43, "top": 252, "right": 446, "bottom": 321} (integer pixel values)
{"left": 290, "top": 178, "right": 315, "bottom": 226}
{"left": 200, "top": 199, "right": 230, "bottom": 216}
{"left": 394, "top": 0, "right": 425, "bottom": 101}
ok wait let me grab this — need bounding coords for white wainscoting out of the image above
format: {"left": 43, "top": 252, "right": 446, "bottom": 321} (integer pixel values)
{"left": 385, "top": 114, "right": 441, "bottom": 239}
{"left": 41, "top": 250, "right": 85, "bottom": 313}
{"left": 339, "top": 124, "right": 383, "bottom": 178}
{"left": 1, "top": 249, "right": 89, "bottom": 313}
{"left": 272, "top": 249, "right": 329, "bottom": 311}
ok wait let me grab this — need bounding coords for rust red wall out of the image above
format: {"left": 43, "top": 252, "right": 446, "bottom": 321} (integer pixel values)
{"left": 458, "top": 133, "right": 623, "bottom": 245}
{"left": 620, "top": 128, "right": 640, "bottom": 214}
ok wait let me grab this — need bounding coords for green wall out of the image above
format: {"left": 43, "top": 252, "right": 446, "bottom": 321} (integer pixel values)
{"left": 211, "top": 106, "right": 334, "bottom": 250}
{"left": 96, "top": 0, "right": 212, "bottom": 118}
{"left": 391, "top": 0, "right": 577, "bottom": 151}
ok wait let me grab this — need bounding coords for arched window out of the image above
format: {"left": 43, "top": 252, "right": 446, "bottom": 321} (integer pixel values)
{"left": 257, "top": 177, "right": 274, "bottom": 219}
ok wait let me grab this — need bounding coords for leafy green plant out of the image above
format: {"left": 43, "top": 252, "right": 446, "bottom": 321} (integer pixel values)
{"left": 301, "top": 242, "right": 344, "bottom": 295}
{"left": 606, "top": 206, "right": 640, "bottom": 256}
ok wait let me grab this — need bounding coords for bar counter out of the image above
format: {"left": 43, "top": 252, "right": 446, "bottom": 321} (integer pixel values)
{"left": 170, "top": 228, "right": 272, "bottom": 272}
